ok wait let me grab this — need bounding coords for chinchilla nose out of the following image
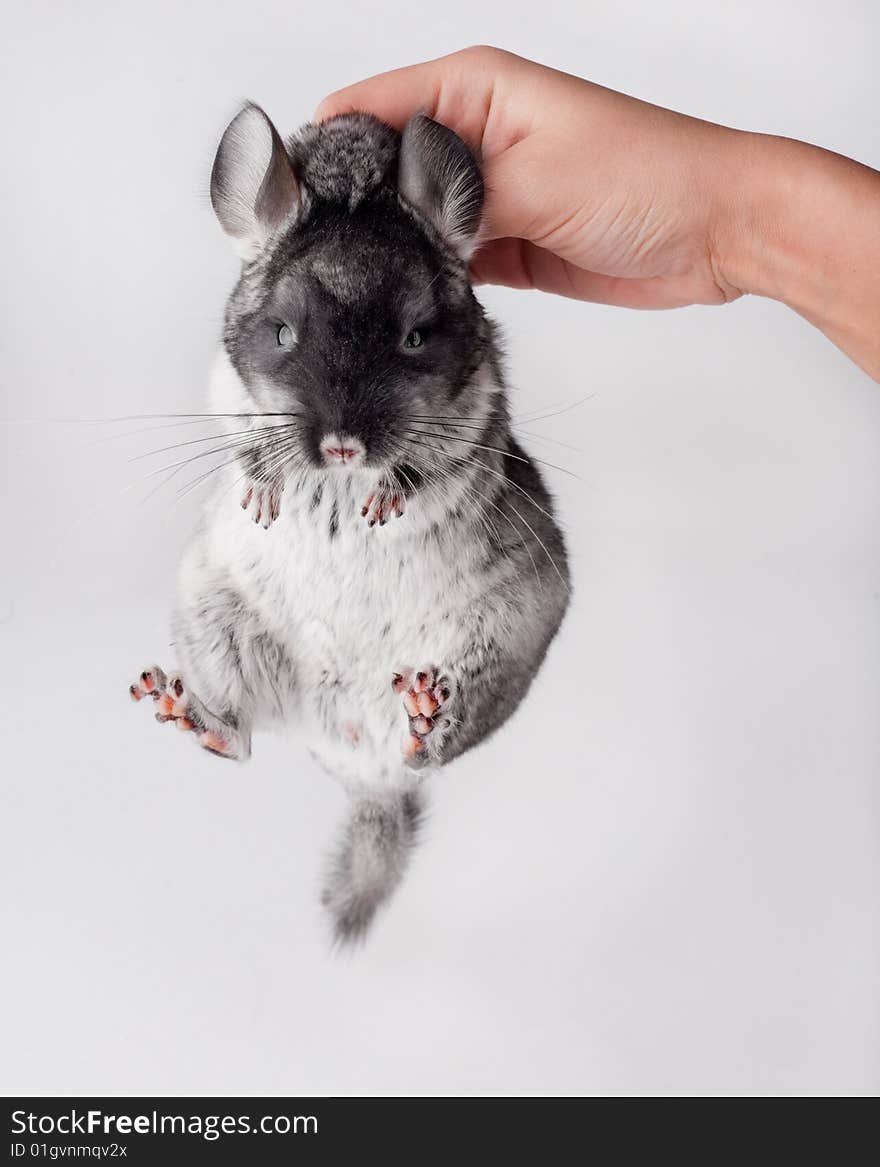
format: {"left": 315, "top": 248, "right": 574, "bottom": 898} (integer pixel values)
{"left": 320, "top": 433, "right": 365, "bottom": 466}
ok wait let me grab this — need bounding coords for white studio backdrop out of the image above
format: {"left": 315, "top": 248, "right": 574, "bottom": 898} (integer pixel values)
{"left": 1, "top": 0, "right": 878, "bottom": 1095}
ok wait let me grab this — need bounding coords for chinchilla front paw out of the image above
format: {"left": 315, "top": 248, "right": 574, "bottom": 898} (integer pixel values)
{"left": 361, "top": 477, "right": 406, "bottom": 527}
{"left": 241, "top": 480, "right": 283, "bottom": 529}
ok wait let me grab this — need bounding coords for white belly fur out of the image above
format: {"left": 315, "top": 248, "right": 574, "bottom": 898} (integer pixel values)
{"left": 190, "top": 464, "right": 497, "bottom": 787}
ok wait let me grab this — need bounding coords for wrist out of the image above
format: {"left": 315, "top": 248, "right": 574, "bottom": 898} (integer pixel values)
{"left": 711, "top": 131, "right": 880, "bottom": 380}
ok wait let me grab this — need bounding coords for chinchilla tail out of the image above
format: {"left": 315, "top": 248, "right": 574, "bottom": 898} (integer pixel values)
{"left": 321, "top": 786, "right": 425, "bottom": 945}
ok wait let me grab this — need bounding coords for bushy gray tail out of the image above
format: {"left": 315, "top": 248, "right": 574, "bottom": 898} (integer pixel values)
{"left": 322, "top": 788, "right": 425, "bottom": 944}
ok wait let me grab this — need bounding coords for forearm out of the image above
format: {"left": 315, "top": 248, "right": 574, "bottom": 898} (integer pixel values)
{"left": 716, "top": 131, "right": 880, "bottom": 380}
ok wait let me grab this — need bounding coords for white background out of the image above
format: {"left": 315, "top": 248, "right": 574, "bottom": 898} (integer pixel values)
{"left": 2, "top": 0, "right": 878, "bottom": 1095}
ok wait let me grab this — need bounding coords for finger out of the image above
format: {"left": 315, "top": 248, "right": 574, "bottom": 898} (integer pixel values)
{"left": 317, "top": 49, "right": 550, "bottom": 246}
{"left": 469, "top": 237, "right": 535, "bottom": 289}
{"left": 316, "top": 56, "right": 446, "bottom": 128}
{"left": 471, "top": 238, "right": 706, "bottom": 309}
{"left": 315, "top": 46, "right": 516, "bottom": 155}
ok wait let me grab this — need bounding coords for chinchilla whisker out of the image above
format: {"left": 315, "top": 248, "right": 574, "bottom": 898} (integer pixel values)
{"left": 511, "top": 426, "right": 582, "bottom": 453}
{"left": 403, "top": 413, "right": 496, "bottom": 423}
{"left": 229, "top": 436, "right": 301, "bottom": 499}
{"left": 84, "top": 411, "right": 305, "bottom": 449}
{"left": 412, "top": 430, "right": 560, "bottom": 528}
{"left": 401, "top": 415, "right": 503, "bottom": 433}
{"left": 467, "top": 455, "right": 561, "bottom": 526}
{"left": 140, "top": 432, "right": 281, "bottom": 482}
{"left": 513, "top": 393, "right": 595, "bottom": 425}
{"left": 177, "top": 438, "right": 297, "bottom": 506}
{"left": 395, "top": 447, "right": 509, "bottom": 563}
{"left": 140, "top": 442, "right": 256, "bottom": 484}
{"left": 138, "top": 455, "right": 204, "bottom": 505}
{"left": 404, "top": 423, "right": 578, "bottom": 479}
{"left": 99, "top": 411, "right": 303, "bottom": 423}
{"left": 128, "top": 421, "right": 300, "bottom": 463}
{"left": 497, "top": 494, "right": 568, "bottom": 592}
{"left": 408, "top": 435, "right": 566, "bottom": 591}
{"left": 392, "top": 462, "right": 413, "bottom": 492}
{"left": 408, "top": 442, "right": 542, "bottom": 589}
{"left": 431, "top": 468, "right": 509, "bottom": 561}
{"left": 403, "top": 426, "right": 531, "bottom": 464}
{"left": 174, "top": 454, "right": 250, "bottom": 507}
{"left": 140, "top": 429, "right": 292, "bottom": 504}
{"left": 89, "top": 413, "right": 302, "bottom": 445}
{"left": 172, "top": 429, "right": 300, "bottom": 504}
{"left": 487, "top": 486, "right": 565, "bottom": 591}
{"left": 404, "top": 438, "right": 540, "bottom": 583}
{"left": 248, "top": 440, "right": 301, "bottom": 492}
{"left": 172, "top": 450, "right": 256, "bottom": 504}
{"left": 403, "top": 427, "right": 580, "bottom": 480}
{"left": 394, "top": 446, "right": 482, "bottom": 534}
{"left": 86, "top": 417, "right": 221, "bottom": 446}
{"left": 408, "top": 394, "right": 590, "bottom": 429}
{"left": 137, "top": 433, "right": 277, "bottom": 503}
{"left": 402, "top": 414, "right": 582, "bottom": 453}
{"left": 459, "top": 428, "right": 581, "bottom": 479}
{"left": 231, "top": 431, "right": 304, "bottom": 498}
{"left": 445, "top": 472, "right": 511, "bottom": 561}
{"left": 213, "top": 439, "right": 307, "bottom": 514}
{"left": 390, "top": 460, "right": 420, "bottom": 512}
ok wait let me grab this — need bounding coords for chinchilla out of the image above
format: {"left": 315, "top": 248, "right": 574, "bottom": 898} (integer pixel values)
{"left": 130, "top": 103, "right": 570, "bottom": 943}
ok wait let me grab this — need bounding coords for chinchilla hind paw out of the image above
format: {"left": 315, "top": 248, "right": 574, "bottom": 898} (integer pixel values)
{"left": 322, "top": 787, "right": 425, "bottom": 945}
{"left": 392, "top": 666, "right": 454, "bottom": 767}
{"left": 128, "top": 665, "right": 249, "bottom": 760}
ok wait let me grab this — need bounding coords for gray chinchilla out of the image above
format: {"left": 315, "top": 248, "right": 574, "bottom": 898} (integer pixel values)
{"left": 130, "top": 103, "right": 570, "bottom": 942}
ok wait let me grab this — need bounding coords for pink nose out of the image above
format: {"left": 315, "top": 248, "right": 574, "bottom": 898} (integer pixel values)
{"left": 321, "top": 435, "right": 364, "bottom": 464}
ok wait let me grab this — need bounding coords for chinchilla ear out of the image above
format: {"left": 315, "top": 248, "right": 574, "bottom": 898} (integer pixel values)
{"left": 398, "top": 114, "right": 484, "bottom": 261}
{"left": 210, "top": 103, "right": 299, "bottom": 260}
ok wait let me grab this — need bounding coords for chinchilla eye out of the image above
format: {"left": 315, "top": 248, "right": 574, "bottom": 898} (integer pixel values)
{"left": 276, "top": 324, "right": 293, "bottom": 347}
{"left": 403, "top": 328, "right": 424, "bottom": 349}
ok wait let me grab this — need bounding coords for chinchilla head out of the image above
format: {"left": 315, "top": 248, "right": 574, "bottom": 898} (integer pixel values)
{"left": 210, "top": 103, "right": 496, "bottom": 474}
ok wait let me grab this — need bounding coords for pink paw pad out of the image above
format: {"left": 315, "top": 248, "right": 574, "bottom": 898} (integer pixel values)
{"left": 199, "top": 731, "right": 232, "bottom": 756}
{"left": 129, "top": 666, "right": 167, "bottom": 703}
{"left": 128, "top": 666, "right": 235, "bottom": 758}
{"left": 392, "top": 666, "right": 453, "bottom": 762}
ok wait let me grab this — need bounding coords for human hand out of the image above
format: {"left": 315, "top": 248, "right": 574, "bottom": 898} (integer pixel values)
{"left": 318, "top": 46, "right": 880, "bottom": 378}
{"left": 318, "top": 46, "right": 743, "bottom": 309}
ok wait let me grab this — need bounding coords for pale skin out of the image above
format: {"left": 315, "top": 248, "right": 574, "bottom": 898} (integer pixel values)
{"left": 317, "top": 45, "right": 880, "bottom": 382}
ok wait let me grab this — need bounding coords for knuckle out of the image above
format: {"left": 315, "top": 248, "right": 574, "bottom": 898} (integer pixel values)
{"left": 459, "top": 44, "right": 509, "bottom": 67}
